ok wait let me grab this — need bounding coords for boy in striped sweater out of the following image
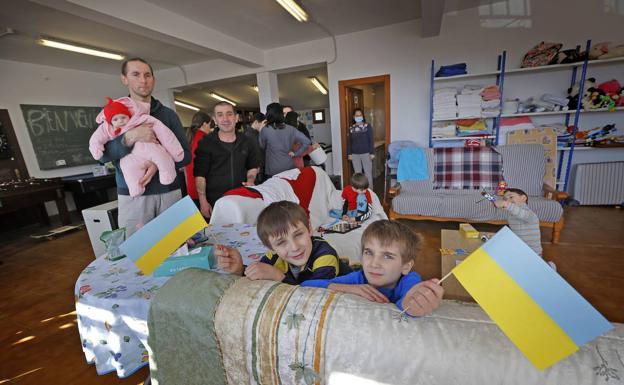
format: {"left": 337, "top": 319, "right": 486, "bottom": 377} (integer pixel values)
{"left": 493, "top": 188, "right": 543, "bottom": 256}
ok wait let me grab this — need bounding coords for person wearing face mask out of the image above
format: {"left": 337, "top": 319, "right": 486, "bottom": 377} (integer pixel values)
{"left": 347, "top": 108, "right": 375, "bottom": 184}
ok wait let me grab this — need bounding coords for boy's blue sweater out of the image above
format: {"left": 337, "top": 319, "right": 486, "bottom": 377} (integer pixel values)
{"left": 301, "top": 270, "right": 422, "bottom": 311}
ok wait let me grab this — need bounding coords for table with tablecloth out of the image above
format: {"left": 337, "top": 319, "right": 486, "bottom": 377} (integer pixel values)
{"left": 74, "top": 223, "right": 267, "bottom": 378}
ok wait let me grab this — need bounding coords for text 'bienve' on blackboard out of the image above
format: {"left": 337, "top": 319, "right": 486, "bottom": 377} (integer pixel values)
{"left": 25, "top": 107, "right": 99, "bottom": 136}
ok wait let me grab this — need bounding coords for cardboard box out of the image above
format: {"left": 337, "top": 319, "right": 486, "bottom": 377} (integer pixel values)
{"left": 440, "top": 229, "right": 492, "bottom": 302}
{"left": 153, "top": 246, "right": 213, "bottom": 277}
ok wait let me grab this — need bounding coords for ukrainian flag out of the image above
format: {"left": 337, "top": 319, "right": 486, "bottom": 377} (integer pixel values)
{"left": 453, "top": 226, "right": 612, "bottom": 370}
{"left": 120, "top": 196, "right": 207, "bottom": 275}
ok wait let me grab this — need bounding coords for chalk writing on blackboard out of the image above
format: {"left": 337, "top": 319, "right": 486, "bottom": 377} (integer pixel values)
{"left": 21, "top": 104, "right": 101, "bottom": 170}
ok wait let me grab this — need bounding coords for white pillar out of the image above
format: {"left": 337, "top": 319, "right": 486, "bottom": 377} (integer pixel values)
{"left": 256, "top": 71, "right": 279, "bottom": 112}
{"left": 152, "top": 89, "right": 176, "bottom": 110}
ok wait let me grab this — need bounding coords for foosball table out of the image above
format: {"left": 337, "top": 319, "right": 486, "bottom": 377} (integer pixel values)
{"left": 0, "top": 178, "right": 71, "bottom": 225}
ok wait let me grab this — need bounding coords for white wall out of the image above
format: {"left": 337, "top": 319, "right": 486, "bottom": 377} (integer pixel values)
{"left": 298, "top": 108, "right": 332, "bottom": 145}
{"left": 175, "top": 106, "right": 197, "bottom": 128}
{"left": 0, "top": 59, "right": 126, "bottom": 178}
{"left": 0, "top": 59, "right": 127, "bottom": 213}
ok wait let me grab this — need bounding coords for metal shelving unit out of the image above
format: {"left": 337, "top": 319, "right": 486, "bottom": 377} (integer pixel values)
{"left": 427, "top": 40, "right": 624, "bottom": 191}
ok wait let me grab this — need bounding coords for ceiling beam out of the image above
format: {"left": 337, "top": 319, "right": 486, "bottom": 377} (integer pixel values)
{"left": 34, "top": 0, "right": 264, "bottom": 67}
{"left": 420, "top": 0, "right": 445, "bottom": 37}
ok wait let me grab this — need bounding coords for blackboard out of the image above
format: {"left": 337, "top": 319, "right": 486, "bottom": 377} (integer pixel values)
{"left": 21, "top": 104, "right": 102, "bottom": 170}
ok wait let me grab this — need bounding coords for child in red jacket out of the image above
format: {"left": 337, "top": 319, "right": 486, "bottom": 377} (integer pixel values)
{"left": 330, "top": 173, "right": 373, "bottom": 223}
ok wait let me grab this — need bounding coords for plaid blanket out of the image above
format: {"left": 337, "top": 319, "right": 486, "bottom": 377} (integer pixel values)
{"left": 433, "top": 147, "right": 502, "bottom": 189}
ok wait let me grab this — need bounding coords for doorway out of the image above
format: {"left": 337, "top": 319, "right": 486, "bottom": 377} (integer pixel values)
{"left": 338, "top": 75, "right": 390, "bottom": 198}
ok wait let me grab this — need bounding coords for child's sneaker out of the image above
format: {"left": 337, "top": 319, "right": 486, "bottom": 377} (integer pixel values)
{"left": 547, "top": 261, "right": 557, "bottom": 271}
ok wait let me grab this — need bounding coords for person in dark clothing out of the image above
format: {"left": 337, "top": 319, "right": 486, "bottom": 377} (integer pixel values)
{"left": 283, "top": 105, "right": 311, "bottom": 139}
{"left": 285, "top": 110, "right": 313, "bottom": 167}
{"left": 347, "top": 108, "right": 375, "bottom": 184}
{"left": 259, "top": 103, "right": 311, "bottom": 177}
{"left": 194, "top": 102, "right": 260, "bottom": 218}
{"left": 245, "top": 112, "right": 266, "bottom": 184}
{"left": 99, "top": 58, "right": 191, "bottom": 236}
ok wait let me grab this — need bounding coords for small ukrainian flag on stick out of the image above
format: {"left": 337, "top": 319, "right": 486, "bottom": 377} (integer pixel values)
{"left": 120, "top": 196, "right": 207, "bottom": 275}
{"left": 441, "top": 226, "right": 613, "bottom": 370}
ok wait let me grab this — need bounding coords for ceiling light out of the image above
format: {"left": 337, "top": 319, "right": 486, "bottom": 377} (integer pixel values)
{"left": 174, "top": 100, "right": 200, "bottom": 111}
{"left": 38, "top": 37, "right": 125, "bottom": 61}
{"left": 309, "top": 77, "right": 328, "bottom": 95}
{"left": 251, "top": 85, "right": 259, "bottom": 92}
{"left": 275, "top": 0, "right": 309, "bottom": 22}
{"left": 209, "top": 92, "right": 237, "bottom": 106}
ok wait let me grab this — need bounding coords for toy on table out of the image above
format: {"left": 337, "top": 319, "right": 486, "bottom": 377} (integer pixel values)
{"left": 318, "top": 219, "right": 361, "bottom": 235}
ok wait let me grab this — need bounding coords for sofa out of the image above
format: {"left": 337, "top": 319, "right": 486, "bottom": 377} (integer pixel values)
{"left": 147, "top": 269, "right": 623, "bottom": 385}
{"left": 387, "top": 143, "right": 566, "bottom": 243}
{"left": 209, "top": 166, "right": 387, "bottom": 262}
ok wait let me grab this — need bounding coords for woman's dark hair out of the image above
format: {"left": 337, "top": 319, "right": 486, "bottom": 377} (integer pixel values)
{"left": 351, "top": 108, "right": 366, "bottom": 124}
{"left": 284, "top": 111, "right": 299, "bottom": 127}
{"left": 190, "top": 111, "right": 211, "bottom": 134}
{"left": 265, "top": 102, "right": 285, "bottom": 129}
{"left": 187, "top": 111, "right": 211, "bottom": 143}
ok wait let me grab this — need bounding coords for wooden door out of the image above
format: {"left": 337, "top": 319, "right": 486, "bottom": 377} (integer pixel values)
{"left": 0, "top": 110, "right": 29, "bottom": 182}
{"left": 339, "top": 75, "right": 390, "bottom": 193}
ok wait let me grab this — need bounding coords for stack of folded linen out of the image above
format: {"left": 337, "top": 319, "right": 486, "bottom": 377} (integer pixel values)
{"left": 435, "top": 63, "right": 467, "bottom": 77}
{"left": 457, "top": 85, "right": 483, "bottom": 118}
{"left": 480, "top": 84, "right": 501, "bottom": 118}
{"left": 541, "top": 94, "right": 569, "bottom": 110}
{"left": 481, "top": 99, "right": 501, "bottom": 117}
{"left": 456, "top": 119, "right": 490, "bottom": 136}
{"left": 480, "top": 85, "right": 501, "bottom": 100}
{"left": 433, "top": 88, "right": 458, "bottom": 120}
{"left": 432, "top": 122, "right": 457, "bottom": 138}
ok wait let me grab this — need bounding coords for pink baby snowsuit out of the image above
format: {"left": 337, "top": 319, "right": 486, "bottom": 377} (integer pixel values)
{"left": 89, "top": 97, "right": 184, "bottom": 197}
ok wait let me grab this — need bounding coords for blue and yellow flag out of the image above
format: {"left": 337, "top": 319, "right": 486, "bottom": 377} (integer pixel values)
{"left": 120, "top": 196, "right": 207, "bottom": 275}
{"left": 452, "top": 226, "right": 612, "bottom": 370}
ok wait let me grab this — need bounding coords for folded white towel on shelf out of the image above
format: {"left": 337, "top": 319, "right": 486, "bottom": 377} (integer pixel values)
{"left": 435, "top": 87, "right": 458, "bottom": 94}
{"left": 481, "top": 99, "right": 500, "bottom": 109}
{"left": 432, "top": 125, "right": 456, "bottom": 137}
{"left": 434, "top": 99, "right": 457, "bottom": 106}
{"left": 457, "top": 94, "right": 482, "bottom": 103}
{"left": 481, "top": 109, "right": 500, "bottom": 118}
{"left": 460, "top": 85, "right": 483, "bottom": 94}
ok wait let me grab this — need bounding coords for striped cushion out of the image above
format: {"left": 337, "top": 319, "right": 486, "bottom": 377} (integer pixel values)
{"left": 433, "top": 147, "right": 503, "bottom": 190}
{"left": 392, "top": 192, "right": 562, "bottom": 222}
{"left": 495, "top": 144, "right": 545, "bottom": 196}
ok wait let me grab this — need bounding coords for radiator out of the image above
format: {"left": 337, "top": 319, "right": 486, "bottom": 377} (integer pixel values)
{"left": 573, "top": 162, "right": 624, "bottom": 205}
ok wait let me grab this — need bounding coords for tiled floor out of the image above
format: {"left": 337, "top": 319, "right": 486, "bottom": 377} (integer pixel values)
{"left": 0, "top": 206, "right": 622, "bottom": 384}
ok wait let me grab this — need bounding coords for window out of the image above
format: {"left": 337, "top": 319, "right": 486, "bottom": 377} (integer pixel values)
{"left": 312, "top": 109, "right": 325, "bottom": 124}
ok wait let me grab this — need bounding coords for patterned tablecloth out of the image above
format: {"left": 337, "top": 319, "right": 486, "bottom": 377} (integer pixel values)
{"left": 74, "top": 223, "right": 267, "bottom": 378}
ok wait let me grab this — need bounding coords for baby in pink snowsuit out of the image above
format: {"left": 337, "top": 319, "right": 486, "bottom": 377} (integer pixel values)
{"left": 89, "top": 97, "right": 184, "bottom": 197}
